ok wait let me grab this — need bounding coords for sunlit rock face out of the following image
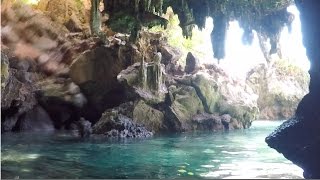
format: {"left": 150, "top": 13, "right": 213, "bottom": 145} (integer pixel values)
{"left": 36, "top": 0, "right": 89, "bottom": 32}
{"left": 266, "top": 0, "right": 320, "bottom": 178}
{"left": 247, "top": 62, "right": 309, "bottom": 120}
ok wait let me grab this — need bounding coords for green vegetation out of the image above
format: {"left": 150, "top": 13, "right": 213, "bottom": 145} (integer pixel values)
{"left": 149, "top": 7, "right": 211, "bottom": 65}
{"left": 273, "top": 58, "right": 310, "bottom": 86}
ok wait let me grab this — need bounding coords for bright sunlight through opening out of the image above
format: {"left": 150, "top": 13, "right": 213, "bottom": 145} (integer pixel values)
{"left": 202, "top": 5, "right": 310, "bottom": 78}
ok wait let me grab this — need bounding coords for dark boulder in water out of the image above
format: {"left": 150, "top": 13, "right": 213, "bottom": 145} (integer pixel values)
{"left": 92, "top": 102, "right": 153, "bottom": 138}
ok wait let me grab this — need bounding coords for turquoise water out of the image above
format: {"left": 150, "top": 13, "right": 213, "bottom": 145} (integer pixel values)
{"left": 1, "top": 120, "right": 303, "bottom": 179}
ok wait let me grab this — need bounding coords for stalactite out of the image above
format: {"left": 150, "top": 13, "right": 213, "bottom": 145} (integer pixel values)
{"left": 101, "top": 0, "right": 294, "bottom": 60}
{"left": 90, "top": 0, "right": 101, "bottom": 35}
{"left": 212, "top": 12, "right": 228, "bottom": 60}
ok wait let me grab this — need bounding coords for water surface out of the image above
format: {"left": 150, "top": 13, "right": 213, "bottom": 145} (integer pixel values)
{"left": 1, "top": 120, "right": 303, "bottom": 179}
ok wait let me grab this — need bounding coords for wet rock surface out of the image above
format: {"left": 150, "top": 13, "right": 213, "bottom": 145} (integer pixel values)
{"left": 92, "top": 102, "right": 153, "bottom": 138}
{"left": 265, "top": 0, "right": 320, "bottom": 178}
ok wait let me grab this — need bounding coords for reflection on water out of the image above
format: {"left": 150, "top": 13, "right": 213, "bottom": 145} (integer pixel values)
{"left": 1, "top": 121, "right": 303, "bottom": 179}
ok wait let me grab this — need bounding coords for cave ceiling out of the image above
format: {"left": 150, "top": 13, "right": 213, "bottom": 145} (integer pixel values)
{"left": 104, "top": 0, "right": 294, "bottom": 60}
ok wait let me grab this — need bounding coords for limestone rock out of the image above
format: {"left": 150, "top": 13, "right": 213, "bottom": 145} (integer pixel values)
{"left": 133, "top": 100, "right": 164, "bottom": 133}
{"left": 92, "top": 102, "right": 153, "bottom": 138}
{"left": 191, "top": 113, "right": 224, "bottom": 131}
{"left": 168, "top": 84, "right": 204, "bottom": 131}
{"left": 247, "top": 62, "right": 309, "bottom": 120}
{"left": 70, "top": 117, "right": 92, "bottom": 138}
{"left": 70, "top": 46, "right": 131, "bottom": 118}
{"left": 265, "top": 1, "right": 320, "bottom": 178}
{"left": 37, "top": 0, "right": 89, "bottom": 32}
{"left": 1, "top": 52, "right": 10, "bottom": 89}
{"left": 175, "top": 64, "right": 259, "bottom": 128}
{"left": 36, "top": 78, "right": 87, "bottom": 129}
{"left": 1, "top": 51, "right": 39, "bottom": 132}
{"left": 185, "top": 52, "right": 200, "bottom": 74}
{"left": 117, "top": 62, "right": 167, "bottom": 104}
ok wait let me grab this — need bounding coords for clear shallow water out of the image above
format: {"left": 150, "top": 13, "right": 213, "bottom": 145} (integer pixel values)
{"left": 1, "top": 120, "right": 303, "bottom": 179}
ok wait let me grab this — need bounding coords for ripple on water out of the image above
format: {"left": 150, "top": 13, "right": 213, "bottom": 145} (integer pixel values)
{"left": 1, "top": 121, "right": 304, "bottom": 179}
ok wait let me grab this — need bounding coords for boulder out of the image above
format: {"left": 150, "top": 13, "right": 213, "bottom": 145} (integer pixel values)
{"left": 92, "top": 102, "right": 153, "bottom": 138}
{"left": 159, "top": 45, "right": 183, "bottom": 75}
{"left": 167, "top": 84, "right": 204, "bottom": 131}
{"left": 133, "top": 100, "right": 164, "bottom": 133}
{"left": 191, "top": 113, "right": 224, "bottom": 131}
{"left": 175, "top": 65, "right": 259, "bottom": 128}
{"left": 185, "top": 52, "right": 200, "bottom": 74}
{"left": 190, "top": 113, "right": 242, "bottom": 131}
{"left": 36, "top": 78, "right": 87, "bottom": 129}
{"left": 192, "top": 71, "right": 258, "bottom": 127}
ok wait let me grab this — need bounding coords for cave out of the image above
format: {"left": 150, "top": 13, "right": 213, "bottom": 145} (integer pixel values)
{"left": 1, "top": 0, "right": 319, "bottom": 179}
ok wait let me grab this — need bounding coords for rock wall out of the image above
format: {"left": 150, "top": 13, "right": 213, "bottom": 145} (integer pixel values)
{"left": 266, "top": 0, "right": 320, "bottom": 178}
{"left": 1, "top": 3, "right": 92, "bottom": 135}
{"left": 93, "top": 53, "right": 259, "bottom": 134}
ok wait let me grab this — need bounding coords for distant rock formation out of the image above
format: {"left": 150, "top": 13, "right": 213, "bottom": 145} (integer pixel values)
{"left": 247, "top": 61, "right": 309, "bottom": 120}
